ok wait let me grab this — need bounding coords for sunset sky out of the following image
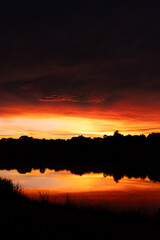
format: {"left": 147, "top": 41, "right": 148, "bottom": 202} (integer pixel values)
{"left": 0, "top": 2, "right": 160, "bottom": 139}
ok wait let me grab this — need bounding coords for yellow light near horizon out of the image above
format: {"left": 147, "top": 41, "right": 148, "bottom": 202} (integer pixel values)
{"left": 0, "top": 114, "right": 160, "bottom": 139}
{"left": 0, "top": 116, "right": 118, "bottom": 139}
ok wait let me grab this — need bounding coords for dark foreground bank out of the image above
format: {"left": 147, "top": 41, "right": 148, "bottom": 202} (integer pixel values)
{"left": 0, "top": 178, "right": 160, "bottom": 240}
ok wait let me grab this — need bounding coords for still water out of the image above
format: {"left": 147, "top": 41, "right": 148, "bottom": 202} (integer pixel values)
{"left": 1, "top": 169, "right": 160, "bottom": 213}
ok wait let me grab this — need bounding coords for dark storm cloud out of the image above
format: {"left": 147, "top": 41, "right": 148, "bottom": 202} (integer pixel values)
{"left": 0, "top": 1, "right": 160, "bottom": 111}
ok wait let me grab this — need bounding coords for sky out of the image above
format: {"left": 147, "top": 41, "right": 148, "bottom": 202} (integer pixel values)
{"left": 0, "top": 2, "right": 160, "bottom": 139}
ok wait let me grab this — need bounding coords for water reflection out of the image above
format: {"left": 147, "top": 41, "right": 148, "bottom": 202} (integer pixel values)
{"left": 1, "top": 169, "right": 160, "bottom": 213}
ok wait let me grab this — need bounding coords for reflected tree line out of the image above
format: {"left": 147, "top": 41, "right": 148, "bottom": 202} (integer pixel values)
{"left": 0, "top": 131, "right": 160, "bottom": 182}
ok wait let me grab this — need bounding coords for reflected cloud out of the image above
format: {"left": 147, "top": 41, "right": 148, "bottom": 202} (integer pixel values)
{"left": 1, "top": 169, "right": 160, "bottom": 212}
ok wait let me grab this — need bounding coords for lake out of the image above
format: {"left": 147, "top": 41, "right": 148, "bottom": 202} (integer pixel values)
{"left": 1, "top": 168, "right": 160, "bottom": 214}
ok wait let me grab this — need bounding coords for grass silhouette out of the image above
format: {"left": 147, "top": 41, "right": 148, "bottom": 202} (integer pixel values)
{"left": 1, "top": 177, "right": 160, "bottom": 240}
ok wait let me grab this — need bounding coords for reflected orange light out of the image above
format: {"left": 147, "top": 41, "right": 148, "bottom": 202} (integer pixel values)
{"left": 1, "top": 169, "right": 160, "bottom": 212}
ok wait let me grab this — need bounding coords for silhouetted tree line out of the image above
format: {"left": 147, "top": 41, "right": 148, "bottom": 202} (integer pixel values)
{"left": 0, "top": 131, "right": 160, "bottom": 182}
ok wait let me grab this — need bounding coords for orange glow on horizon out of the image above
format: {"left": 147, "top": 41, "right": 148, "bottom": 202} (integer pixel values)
{"left": 0, "top": 102, "right": 160, "bottom": 139}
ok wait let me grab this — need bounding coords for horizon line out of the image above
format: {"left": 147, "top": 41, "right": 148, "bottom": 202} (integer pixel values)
{"left": 0, "top": 131, "right": 159, "bottom": 141}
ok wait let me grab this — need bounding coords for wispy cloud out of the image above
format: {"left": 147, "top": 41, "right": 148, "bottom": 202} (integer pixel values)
{"left": 39, "top": 94, "right": 105, "bottom": 103}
